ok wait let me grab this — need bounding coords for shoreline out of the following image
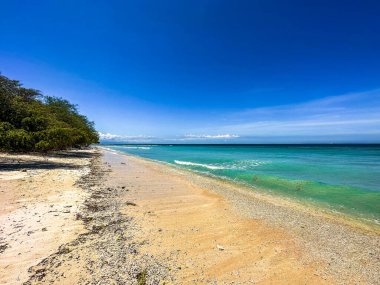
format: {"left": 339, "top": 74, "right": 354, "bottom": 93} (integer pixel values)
{"left": 1, "top": 147, "right": 379, "bottom": 284}
{"left": 102, "top": 148, "right": 380, "bottom": 284}
{"left": 101, "top": 146, "right": 380, "bottom": 234}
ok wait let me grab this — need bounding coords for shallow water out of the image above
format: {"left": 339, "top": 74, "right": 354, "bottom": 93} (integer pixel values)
{"left": 105, "top": 144, "right": 380, "bottom": 224}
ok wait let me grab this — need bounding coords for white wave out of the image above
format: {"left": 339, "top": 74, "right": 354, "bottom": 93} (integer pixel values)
{"left": 174, "top": 160, "right": 227, "bottom": 170}
{"left": 119, "top": 146, "right": 151, "bottom": 150}
{"left": 228, "top": 160, "right": 268, "bottom": 170}
{"left": 174, "top": 159, "right": 268, "bottom": 170}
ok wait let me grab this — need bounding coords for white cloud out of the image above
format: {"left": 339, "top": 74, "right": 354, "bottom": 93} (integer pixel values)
{"left": 184, "top": 134, "right": 240, "bottom": 139}
{"left": 98, "top": 89, "right": 380, "bottom": 143}
{"left": 204, "top": 89, "right": 380, "bottom": 138}
{"left": 98, "top": 132, "right": 154, "bottom": 141}
{"left": 98, "top": 132, "right": 240, "bottom": 142}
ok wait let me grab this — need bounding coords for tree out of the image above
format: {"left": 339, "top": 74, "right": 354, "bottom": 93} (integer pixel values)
{"left": 0, "top": 74, "right": 99, "bottom": 152}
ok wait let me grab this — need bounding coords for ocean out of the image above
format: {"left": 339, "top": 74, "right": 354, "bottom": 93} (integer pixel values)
{"left": 105, "top": 144, "right": 380, "bottom": 225}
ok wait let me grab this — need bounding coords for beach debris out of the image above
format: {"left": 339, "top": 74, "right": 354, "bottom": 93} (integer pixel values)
{"left": 137, "top": 269, "right": 147, "bottom": 285}
{"left": 23, "top": 152, "right": 170, "bottom": 285}
{"left": 0, "top": 243, "right": 9, "bottom": 253}
{"left": 216, "top": 244, "right": 225, "bottom": 251}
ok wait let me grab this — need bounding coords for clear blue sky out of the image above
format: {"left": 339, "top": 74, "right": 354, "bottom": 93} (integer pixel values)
{"left": 1, "top": 0, "right": 380, "bottom": 143}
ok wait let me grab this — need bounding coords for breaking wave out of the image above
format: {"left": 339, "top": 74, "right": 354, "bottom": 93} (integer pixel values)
{"left": 174, "top": 160, "right": 227, "bottom": 170}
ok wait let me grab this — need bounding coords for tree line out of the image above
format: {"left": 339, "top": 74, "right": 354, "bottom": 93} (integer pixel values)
{"left": 0, "top": 74, "right": 99, "bottom": 152}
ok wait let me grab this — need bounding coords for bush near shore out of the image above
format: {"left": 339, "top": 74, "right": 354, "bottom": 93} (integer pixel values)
{"left": 0, "top": 74, "right": 98, "bottom": 152}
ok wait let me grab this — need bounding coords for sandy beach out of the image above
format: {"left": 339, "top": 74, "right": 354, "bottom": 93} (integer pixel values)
{"left": 1, "top": 147, "right": 379, "bottom": 284}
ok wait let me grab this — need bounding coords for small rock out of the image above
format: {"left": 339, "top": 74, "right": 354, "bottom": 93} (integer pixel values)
{"left": 216, "top": 244, "right": 225, "bottom": 251}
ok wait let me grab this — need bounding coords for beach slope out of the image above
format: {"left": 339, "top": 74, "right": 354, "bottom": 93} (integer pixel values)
{"left": 0, "top": 148, "right": 379, "bottom": 284}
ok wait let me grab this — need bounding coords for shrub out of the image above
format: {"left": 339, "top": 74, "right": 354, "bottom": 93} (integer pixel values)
{"left": 0, "top": 74, "right": 99, "bottom": 152}
{"left": 4, "top": 129, "right": 34, "bottom": 152}
{"left": 35, "top": 140, "right": 51, "bottom": 152}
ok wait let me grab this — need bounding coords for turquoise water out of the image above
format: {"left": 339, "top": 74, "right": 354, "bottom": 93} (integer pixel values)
{"left": 106, "top": 144, "right": 380, "bottom": 225}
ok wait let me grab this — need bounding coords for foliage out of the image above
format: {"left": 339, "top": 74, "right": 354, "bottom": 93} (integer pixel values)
{"left": 0, "top": 74, "right": 99, "bottom": 152}
{"left": 137, "top": 270, "right": 147, "bottom": 285}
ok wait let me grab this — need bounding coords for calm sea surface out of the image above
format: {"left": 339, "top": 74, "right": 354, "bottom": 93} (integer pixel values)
{"left": 105, "top": 144, "right": 380, "bottom": 225}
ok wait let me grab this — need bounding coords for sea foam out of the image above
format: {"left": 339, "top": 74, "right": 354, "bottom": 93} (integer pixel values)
{"left": 119, "top": 146, "right": 151, "bottom": 150}
{"left": 174, "top": 159, "right": 267, "bottom": 170}
{"left": 174, "top": 160, "right": 227, "bottom": 170}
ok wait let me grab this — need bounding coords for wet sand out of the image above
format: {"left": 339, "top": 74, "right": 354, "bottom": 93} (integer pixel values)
{"left": 1, "top": 148, "right": 379, "bottom": 284}
{"left": 105, "top": 149, "right": 380, "bottom": 285}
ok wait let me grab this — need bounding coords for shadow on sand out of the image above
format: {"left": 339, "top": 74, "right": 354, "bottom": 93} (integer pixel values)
{"left": 46, "top": 150, "right": 95, "bottom": 159}
{"left": 0, "top": 151, "right": 96, "bottom": 171}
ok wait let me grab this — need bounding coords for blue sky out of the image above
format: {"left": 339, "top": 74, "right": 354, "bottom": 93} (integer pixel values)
{"left": 1, "top": 0, "right": 380, "bottom": 143}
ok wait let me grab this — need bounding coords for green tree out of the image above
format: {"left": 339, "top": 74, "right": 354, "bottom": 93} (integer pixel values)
{"left": 0, "top": 74, "right": 99, "bottom": 152}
